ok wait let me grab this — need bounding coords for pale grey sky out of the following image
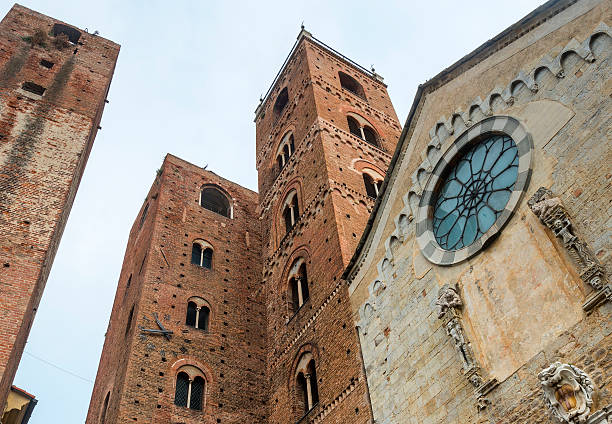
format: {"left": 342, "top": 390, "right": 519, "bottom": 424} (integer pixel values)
{"left": 5, "top": 1, "right": 543, "bottom": 421}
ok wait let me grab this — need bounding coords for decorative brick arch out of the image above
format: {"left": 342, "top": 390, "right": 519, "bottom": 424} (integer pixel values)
{"left": 351, "top": 159, "right": 385, "bottom": 179}
{"left": 288, "top": 343, "right": 321, "bottom": 392}
{"left": 169, "top": 357, "right": 214, "bottom": 389}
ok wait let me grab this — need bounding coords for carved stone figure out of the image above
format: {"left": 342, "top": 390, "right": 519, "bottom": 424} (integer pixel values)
{"left": 436, "top": 284, "right": 463, "bottom": 319}
{"left": 528, "top": 187, "right": 611, "bottom": 310}
{"left": 538, "top": 362, "right": 594, "bottom": 423}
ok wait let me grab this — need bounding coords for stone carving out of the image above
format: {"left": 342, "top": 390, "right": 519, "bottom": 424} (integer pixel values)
{"left": 436, "top": 284, "right": 463, "bottom": 319}
{"left": 435, "top": 284, "right": 497, "bottom": 409}
{"left": 528, "top": 187, "right": 611, "bottom": 311}
{"left": 538, "top": 362, "right": 594, "bottom": 423}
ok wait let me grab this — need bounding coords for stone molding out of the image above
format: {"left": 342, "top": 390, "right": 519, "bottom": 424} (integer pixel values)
{"left": 346, "top": 22, "right": 611, "bottom": 290}
{"left": 311, "top": 376, "right": 361, "bottom": 424}
{"left": 585, "top": 406, "right": 612, "bottom": 424}
{"left": 528, "top": 187, "right": 611, "bottom": 311}
{"left": 539, "top": 362, "right": 594, "bottom": 423}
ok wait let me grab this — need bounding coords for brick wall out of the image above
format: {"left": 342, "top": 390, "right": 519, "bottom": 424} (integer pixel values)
{"left": 0, "top": 4, "right": 118, "bottom": 408}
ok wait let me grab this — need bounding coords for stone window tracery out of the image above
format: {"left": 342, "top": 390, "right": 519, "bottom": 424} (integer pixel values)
{"left": 186, "top": 297, "right": 210, "bottom": 331}
{"left": 346, "top": 113, "right": 379, "bottom": 147}
{"left": 416, "top": 116, "right": 533, "bottom": 265}
{"left": 191, "top": 240, "right": 213, "bottom": 269}
{"left": 174, "top": 365, "right": 206, "bottom": 411}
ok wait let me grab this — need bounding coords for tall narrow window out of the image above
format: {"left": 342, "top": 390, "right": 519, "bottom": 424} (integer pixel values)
{"left": 139, "top": 203, "right": 149, "bottom": 229}
{"left": 200, "top": 186, "right": 231, "bottom": 218}
{"left": 186, "top": 298, "right": 210, "bottom": 331}
{"left": 338, "top": 71, "right": 366, "bottom": 100}
{"left": 100, "top": 391, "right": 110, "bottom": 423}
{"left": 175, "top": 366, "right": 206, "bottom": 411}
{"left": 276, "top": 131, "right": 295, "bottom": 176}
{"left": 273, "top": 87, "right": 289, "bottom": 117}
{"left": 295, "top": 353, "right": 319, "bottom": 417}
{"left": 363, "top": 173, "right": 383, "bottom": 198}
{"left": 125, "top": 306, "right": 134, "bottom": 337}
{"left": 282, "top": 191, "right": 299, "bottom": 235}
{"left": 288, "top": 259, "right": 309, "bottom": 315}
{"left": 191, "top": 241, "right": 213, "bottom": 269}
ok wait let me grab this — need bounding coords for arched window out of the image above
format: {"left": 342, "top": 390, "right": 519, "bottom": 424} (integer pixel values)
{"left": 191, "top": 241, "right": 213, "bottom": 269}
{"left": 363, "top": 173, "right": 383, "bottom": 199}
{"left": 295, "top": 353, "right": 319, "bottom": 416}
{"left": 338, "top": 71, "right": 366, "bottom": 100}
{"left": 276, "top": 132, "right": 295, "bottom": 175}
{"left": 273, "top": 87, "right": 289, "bottom": 117}
{"left": 186, "top": 297, "right": 210, "bottom": 331}
{"left": 346, "top": 113, "right": 380, "bottom": 148}
{"left": 288, "top": 258, "right": 309, "bottom": 315}
{"left": 174, "top": 366, "right": 206, "bottom": 411}
{"left": 100, "top": 391, "right": 110, "bottom": 423}
{"left": 282, "top": 191, "right": 300, "bottom": 235}
{"left": 200, "top": 186, "right": 231, "bottom": 218}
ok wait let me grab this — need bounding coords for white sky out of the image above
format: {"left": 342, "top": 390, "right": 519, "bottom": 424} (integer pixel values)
{"left": 6, "top": 1, "right": 544, "bottom": 421}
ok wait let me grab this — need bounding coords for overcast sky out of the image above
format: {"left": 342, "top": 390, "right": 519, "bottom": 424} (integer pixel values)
{"left": 6, "top": 0, "right": 543, "bottom": 422}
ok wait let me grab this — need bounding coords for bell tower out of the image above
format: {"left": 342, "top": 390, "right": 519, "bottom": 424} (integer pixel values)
{"left": 255, "top": 29, "right": 402, "bottom": 423}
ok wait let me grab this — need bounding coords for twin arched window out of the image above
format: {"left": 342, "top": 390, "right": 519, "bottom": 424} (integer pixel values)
{"left": 347, "top": 114, "right": 379, "bottom": 147}
{"left": 288, "top": 258, "right": 309, "bottom": 315}
{"left": 338, "top": 71, "right": 366, "bottom": 100}
{"left": 174, "top": 365, "right": 205, "bottom": 411}
{"left": 200, "top": 186, "right": 231, "bottom": 218}
{"left": 186, "top": 297, "right": 210, "bottom": 331}
{"left": 191, "top": 241, "right": 213, "bottom": 269}
{"left": 363, "top": 172, "right": 383, "bottom": 199}
{"left": 295, "top": 353, "right": 319, "bottom": 416}
{"left": 282, "top": 190, "right": 300, "bottom": 235}
{"left": 276, "top": 131, "right": 295, "bottom": 175}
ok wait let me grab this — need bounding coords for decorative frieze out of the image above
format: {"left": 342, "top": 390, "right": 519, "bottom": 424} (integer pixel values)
{"left": 528, "top": 187, "right": 611, "bottom": 311}
{"left": 436, "top": 284, "right": 497, "bottom": 410}
{"left": 538, "top": 362, "right": 594, "bottom": 423}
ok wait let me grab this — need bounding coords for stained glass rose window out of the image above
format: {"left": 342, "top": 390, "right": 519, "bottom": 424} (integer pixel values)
{"left": 432, "top": 134, "right": 518, "bottom": 250}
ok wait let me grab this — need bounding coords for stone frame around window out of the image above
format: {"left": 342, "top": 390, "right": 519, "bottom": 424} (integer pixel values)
{"left": 416, "top": 116, "right": 533, "bottom": 265}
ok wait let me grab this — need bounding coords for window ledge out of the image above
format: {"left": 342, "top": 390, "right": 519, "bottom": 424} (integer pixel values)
{"left": 296, "top": 402, "right": 320, "bottom": 424}
{"left": 286, "top": 299, "right": 310, "bottom": 325}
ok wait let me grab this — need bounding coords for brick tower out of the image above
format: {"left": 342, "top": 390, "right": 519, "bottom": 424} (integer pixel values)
{"left": 255, "top": 29, "right": 401, "bottom": 423}
{"left": 86, "top": 155, "right": 267, "bottom": 423}
{"left": 0, "top": 5, "right": 119, "bottom": 407}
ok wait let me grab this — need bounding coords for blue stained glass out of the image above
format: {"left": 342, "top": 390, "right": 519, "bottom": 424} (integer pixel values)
{"left": 432, "top": 134, "right": 519, "bottom": 250}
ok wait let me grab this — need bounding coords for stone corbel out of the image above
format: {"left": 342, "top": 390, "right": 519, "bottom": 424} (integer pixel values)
{"left": 528, "top": 188, "right": 611, "bottom": 311}
{"left": 436, "top": 284, "right": 498, "bottom": 410}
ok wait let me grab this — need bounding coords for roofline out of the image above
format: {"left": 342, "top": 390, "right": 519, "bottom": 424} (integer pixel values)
{"left": 342, "top": 0, "right": 577, "bottom": 282}
{"left": 254, "top": 28, "right": 386, "bottom": 120}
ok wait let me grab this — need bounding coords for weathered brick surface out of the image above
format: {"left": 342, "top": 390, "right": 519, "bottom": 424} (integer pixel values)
{"left": 0, "top": 4, "right": 118, "bottom": 408}
{"left": 87, "top": 155, "right": 267, "bottom": 424}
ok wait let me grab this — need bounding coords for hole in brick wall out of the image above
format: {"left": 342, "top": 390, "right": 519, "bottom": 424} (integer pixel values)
{"left": 219, "top": 403, "right": 223, "bottom": 408}
{"left": 220, "top": 373, "right": 224, "bottom": 378}
{"left": 40, "top": 59, "right": 54, "bottom": 69}
{"left": 159, "top": 372, "right": 164, "bottom": 376}
{"left": 3, "top": 263, "right": 9, "bottom": 267}
{"left": 158, "top": 388, "right": 163, "bottom": 393}
{"left": 52, "top": 23, "right": 81, "bottom": 43}
{"left": 157, "top": 405, "right": 161, "bottom": 408}
{"left": 220, "top": 346, "right": 225, "bottom": 350}
{"left": 22, "top": 81, "right": 45, "bottom": 96}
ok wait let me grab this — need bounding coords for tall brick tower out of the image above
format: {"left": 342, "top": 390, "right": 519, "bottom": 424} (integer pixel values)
{"left": 86, "top": 155, "right": 267, "bottom": 423}
{"left": 255, "top": 29, "right": 401, "bottom": 423}
{"left": 0, "top": 4, "right": 119, "bottom": 408}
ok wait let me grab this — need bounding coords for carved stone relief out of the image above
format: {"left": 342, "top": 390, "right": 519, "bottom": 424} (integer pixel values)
{"left": 436, "top": 284, "right": 497, "bottom": 410}
{"left": 538, "top": 362, "right": 594, "bottom": 423}
{"left": 528, "top": 187, "right": 611, "bottom": 311}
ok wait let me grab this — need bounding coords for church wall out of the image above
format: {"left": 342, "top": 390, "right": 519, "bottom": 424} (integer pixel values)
{"left": 348, "top": 1, "right": 612, "bottom": 423}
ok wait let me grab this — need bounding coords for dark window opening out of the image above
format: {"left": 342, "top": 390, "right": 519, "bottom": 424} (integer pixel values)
{"left": 174, "top": 372, "right": 189, "bottom": 407}
{"left": 186, "top": 301, "right": 210, "bottom": 331}
{"left": 283, "top": 195, "right": 299, "bottom": 235}
{"left": 347, "top": 116, "right": 361, "bottom": 138}
{"left": 296, "top": 360, "right": 319, "bottom": 416}
{"left": 362, "top": 126, "right": 378, "bottom": 146}
{"left": 339, "top": 71, "right": 366, "bottom": 100}
{"left": 190, "top": 377, "right": 204, "bottom": 410}
{"left": 22, "top": 81, "right": 45, "bottom": 96}
{"left": 186, "top": 302, "right": 197, "bottom": 326}
{"left": 100, "top": 391, "right": 110, "bottom": 423}
{"left": 289, "top": 263, "right": 309, "bottom": 315}
{"left": 363, "top": 174, "right": 381, "bottom": 198}
{"left": 273, "top": 87, "right": 289, "bottom": 117}
{"left": 191, "top": 243, "right": 213, "bottom": 269}
{"left": 126, "top": 274, "right": 132, "bottom": 289}
{"left": 125, "top": 306, "right": 134, "bottom": 337}
{"left": 139, "top": 203, "right": 149, "bottom": 229}
{"left": 40, "top": 59, "right": 54, "bottom": 69}
{"left": 200, "top": 187, "right": 231, "bottom": 218}
{"left": 52, "top": 23, "right": 81, "bottom": 44}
